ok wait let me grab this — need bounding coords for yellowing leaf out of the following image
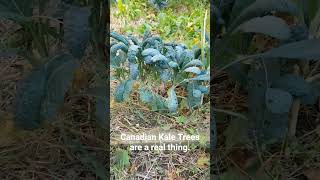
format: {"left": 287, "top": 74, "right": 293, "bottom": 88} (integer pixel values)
{"left": 133, "top": 81, "right": 140, "bottom": 90}
{"left": 193, "top": 38, "right": 200, "bottom": 45}
{"left": 196, "top": 154, "right": 209, "bottom": 168}
{"left": 199, "top": 133, "right": 208, "bottom": 147}
{"left": 187, "top": 22, "right": 193, "bottom": 27}
{"left": 117, "top": 0, "right": 125, "bottom": 13}
{"left": 110, "top": 99, "right": 116, "bottom": 108}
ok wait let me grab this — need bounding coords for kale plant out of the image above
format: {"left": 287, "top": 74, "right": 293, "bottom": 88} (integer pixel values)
{"left": 0, "top": 0, "right": 107, "bottom": 129}
{"left": 212, "top": 0, "right": 320, "bottom": 143}
{"left": 110, "top": 30, "right": 210, "bottom": 113}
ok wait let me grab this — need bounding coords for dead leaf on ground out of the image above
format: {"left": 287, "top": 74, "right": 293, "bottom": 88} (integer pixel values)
{"left": 196, "top": 154, "right": 210, "bottom": 169}
{"left": 166, "top": 169, "right": 185, "bottom": 180}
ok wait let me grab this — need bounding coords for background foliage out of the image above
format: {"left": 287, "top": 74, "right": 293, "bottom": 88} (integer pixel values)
{"left": 111, "top": 0, "right": 210, "bottom": 48}
{"left": 212, "top": 0, "right": 320, "bottom": 179}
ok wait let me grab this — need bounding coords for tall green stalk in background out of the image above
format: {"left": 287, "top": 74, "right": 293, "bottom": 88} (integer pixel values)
{"left": 201, "top": 10, "right": 208, "bottom": 68}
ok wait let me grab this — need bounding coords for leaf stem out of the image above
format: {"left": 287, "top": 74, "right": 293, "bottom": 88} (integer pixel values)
{"left": 289, "top": 65, "right": 301, "bottom": 138}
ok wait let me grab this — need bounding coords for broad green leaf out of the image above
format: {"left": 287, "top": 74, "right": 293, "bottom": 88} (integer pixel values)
{"left": 143, "top": 55, "right": 153, "bottom": 64}
{"left": 248, "top": 70, "right": 288, "bottom": 141}
{"left": 272, "top": 74, "right": 312, "bottom": 96}
{"left": 175, "top": 46, "right": 184, "bottom": 61}
{"left": 114, "top": 79, "right": 134, "bottom": 102}
{"left": 142, "top": 36, "right": 163, "bottom": 49}
{"left": 111, "top": 43, "right": 128, "bottom": 54}
{"left": 180, "top": 49, "right": 194, "bottom": 66}
{"left": 64, "top": 6, "right": 91, "bottom": 58}
{"left": 151, "top": 94, "right": 167, "bottom": 111}
{"left": 183, "top": 59, "right": 204, "bottom": 69}
{"left": 141, "top": 48, "right": 160, "bottom": 56}
{"left": 167, "top": 87, "right": 178, "bottom": 113}
{"left": 14, "top": 53, "right": 79, "bottom": 129}
{"left": 234, "top": 16, "right": 291, "bottom": 40}
{"left": 14, "top": 66, "right": 47, "bottom": 129}
{"left": 129, "top": 63, "right": 138, "bottom": 80}
{"left": 159, "top": 69, "right": 171, "bottom": 82}
{"left": 230, "top": 0, "right": 299, "bottom": 31}
{"left": 110, "top": 31, "right": 129, "bottom": 46}
{"left": 41, "top": 53, "right": 79, "bottom": 121}
{"left": 111, "top": 49, "right": 126, "bottom": 67}
{"left": 139, "top": 87, "right": 153, "bottom": 103}
{"left": 265, "top": 88, "right": 293, "bottom": 114}
{"left": 197, "top": 85, "right": 209, "bottom": 94}
{"left": 213, "top": 33, "right": 252, "bottom": 69}
{"left": 168, "top": 61, "right": 179, "bottom": 68}
{"left": 127, "top": 45, "right": 140, "bottom": 63}
{"left": 261, "top": 39, "right": 320, "bottom": 59}
{"left": 189, "top": 74, "right": 210, "bottom": 81}
{"left": 192, "top": 89, "right": 202, "bottom": 98}
{"left": 127, "top": 34, "right": 140, "bottom": 45}
{"left": 230, "top": 0, "right": 255, "bottom": 22}
{"left": 187, "top": 82, "right": 202, "bottom": 109}
{"left": 151, "top": 54, "right": 168, "bottom": 62}
{"left": 184, "top": 66, "right": 201, "bottom": 74}
{"left": 210, "top": 4, "right": 224, "bottom": 29}
{"left": 114, "top": 83, "right": 125, "bottom": 102}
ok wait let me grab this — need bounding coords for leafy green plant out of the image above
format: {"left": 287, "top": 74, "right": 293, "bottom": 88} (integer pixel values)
{"left": 114, "top": 148, "right": 130, "bottom": 169}
{"left": 213, "top": 0, "right": 320, "bottom": 143}
{"left": 111, "top": 0, "right": 210, "bottom": 48}
{"left": 110, "top": 30, "right": 210, "bottom": 113}
{"left": 114, "top": 0, "right": 144, "bottom": 21}
{"left": 0, "top": 0, "right": 107, "bottom": 129}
